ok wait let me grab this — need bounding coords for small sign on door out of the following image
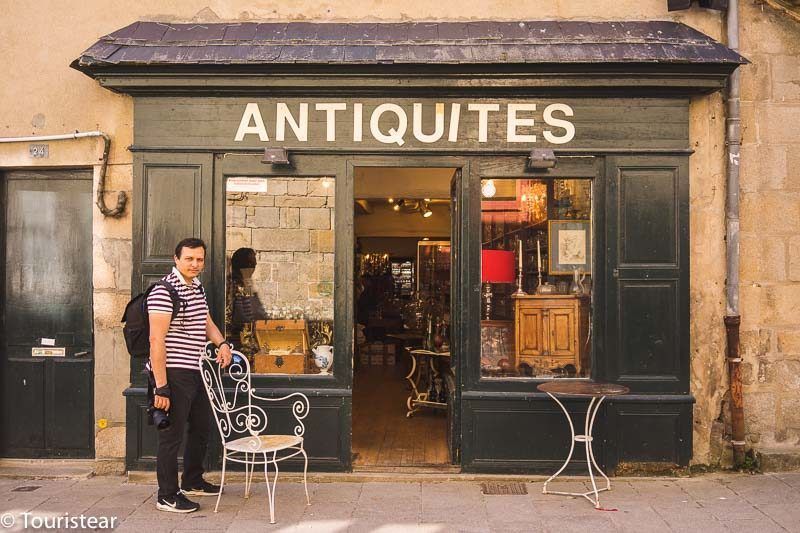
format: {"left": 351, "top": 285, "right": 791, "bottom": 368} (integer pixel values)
{"left": 227, "top": 177, "right": 268, "bottom": 193}
{"left": 32, "top": 347, "right": 65, "bottom": 357}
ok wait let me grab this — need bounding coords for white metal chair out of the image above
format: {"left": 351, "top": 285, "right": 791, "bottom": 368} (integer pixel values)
{"left": 199, "top": 343, "right": 311, "bottom": 523}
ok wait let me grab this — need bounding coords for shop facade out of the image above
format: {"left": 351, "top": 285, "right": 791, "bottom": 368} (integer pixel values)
{"left": 68, "top": 19, "right": 748, "bottom": 473}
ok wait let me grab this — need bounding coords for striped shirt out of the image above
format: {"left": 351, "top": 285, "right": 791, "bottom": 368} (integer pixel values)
{"left": 147, "top": 267, "right": 208, "bottom": 371}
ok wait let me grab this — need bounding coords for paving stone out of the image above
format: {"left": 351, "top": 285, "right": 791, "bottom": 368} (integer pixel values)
{"left": 755, "top": 503, "right": 800, "bottom": 532}
{"left": 303, "top": 501, "right": 357, "bottom": 521}
{"left": 540, "top": 514, "right": 618, "bottom": 533}
{"left": 607, "top": 506, "right": 671, "bottom": 533}
{"left": 721, "top": 518, "right": 787, "bottom": 533}
{"left": 114, "top": 518, "right": 189, "bottom": 533}
{"left": 675, "top": 478, "right": 739, "bottom": 500}
{"left": 484, "top": 495, "right": 541, "bottom": 522}
{"left": 696, "top": 497, "right": 770, "bottom": 520}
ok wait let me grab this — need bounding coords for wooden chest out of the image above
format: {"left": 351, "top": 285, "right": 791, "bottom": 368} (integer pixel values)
{"left": 253, "top": 319, "right": 309, "bottom": 374}
{"left": 514, "top": 295, "right": 590, "bottom": 377}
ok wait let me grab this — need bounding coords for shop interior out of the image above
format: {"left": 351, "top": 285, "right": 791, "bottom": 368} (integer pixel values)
{"left": 352, "top": 167, "right": 455, "bottom": 468}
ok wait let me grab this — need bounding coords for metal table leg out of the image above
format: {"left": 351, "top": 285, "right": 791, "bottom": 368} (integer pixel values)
{"left": 542, "top": 392, "right": 611, "bottom": 508}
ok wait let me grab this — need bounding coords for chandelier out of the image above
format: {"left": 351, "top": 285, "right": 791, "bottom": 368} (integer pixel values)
{"left": 520, "top": 181, "right": 547, "bottom": 224}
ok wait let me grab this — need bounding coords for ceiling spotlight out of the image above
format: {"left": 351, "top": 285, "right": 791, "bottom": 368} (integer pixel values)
{"left": 393, "top": 203, "right": 401, "bottom": 212}
{"left": 422, "top": 237, "right": 430, "bottom": 241}
{"left": 481, "top": 179, "right": 497, "bottom": 198}
{"left": 261, "top": 147, "right": 291, "bottom": 165}
{"left": 388, "top": 198, "right": 394, "bottom": 204}
{"left": 528, "top": 148, "right": 557, "bottom": 170}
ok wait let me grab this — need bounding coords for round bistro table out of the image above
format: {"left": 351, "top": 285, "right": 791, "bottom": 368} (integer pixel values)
{"left": 537, "top": 381, "right": 630, "bottom": 509}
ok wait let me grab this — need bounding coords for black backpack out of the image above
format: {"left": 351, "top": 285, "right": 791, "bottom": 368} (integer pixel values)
{"left": 121, "top": 280, "right": 184, "bottom": 357}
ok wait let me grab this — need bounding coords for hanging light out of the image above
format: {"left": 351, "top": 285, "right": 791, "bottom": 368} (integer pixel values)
{"left": 393, "top": 199, "right": 402, "bottom": 212}
{"left": 481, "top": 179, "right": 497, "bottom": 198}
{"left": 388, "top": 197, "right": 394, "bottom": 204}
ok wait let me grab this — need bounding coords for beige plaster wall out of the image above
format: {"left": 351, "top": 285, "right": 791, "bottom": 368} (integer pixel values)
{"left": 8, "top": 0, "right": 789, "bottom": 470}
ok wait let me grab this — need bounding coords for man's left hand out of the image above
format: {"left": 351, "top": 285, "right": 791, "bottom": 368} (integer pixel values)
{"left": 216, "top": 344, "right": 233, "bottom": 368}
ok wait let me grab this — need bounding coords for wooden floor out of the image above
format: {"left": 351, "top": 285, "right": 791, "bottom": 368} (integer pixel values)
{"left": 352, "top": 362, "right": 450, "bottom": 468}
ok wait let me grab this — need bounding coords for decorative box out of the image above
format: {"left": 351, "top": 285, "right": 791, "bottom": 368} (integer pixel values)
{"left": 253, "top": 319, "right": 309, "bottom": 374}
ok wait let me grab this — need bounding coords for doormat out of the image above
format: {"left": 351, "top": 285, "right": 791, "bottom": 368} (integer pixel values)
{"left": 480, "top": 481, "right": 528, "bottom": 495}
{"left": 12, "top": 485, "right": 41, "bottom": 492}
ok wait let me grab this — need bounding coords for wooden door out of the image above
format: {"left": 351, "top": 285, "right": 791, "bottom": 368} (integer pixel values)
{"left": 1, "top": 171, "right": 94, "bottom": 458}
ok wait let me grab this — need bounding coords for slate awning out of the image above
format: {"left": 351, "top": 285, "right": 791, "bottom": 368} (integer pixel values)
{"left": 73, "top": 20, "right": 746, "bottom": 69}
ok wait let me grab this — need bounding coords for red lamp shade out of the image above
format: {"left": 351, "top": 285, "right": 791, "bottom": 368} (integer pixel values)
{"left": 481, "top": 249, "right": 516, "bottom": 283}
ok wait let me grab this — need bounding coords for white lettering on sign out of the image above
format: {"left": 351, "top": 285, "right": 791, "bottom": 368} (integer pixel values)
{"left": 233, "top": 102, "right": 576, "bottom": 146}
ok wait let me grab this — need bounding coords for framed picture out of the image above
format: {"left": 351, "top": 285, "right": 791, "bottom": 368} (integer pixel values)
{"left": 548, "top": 220, "right": 591, "bottom": 275}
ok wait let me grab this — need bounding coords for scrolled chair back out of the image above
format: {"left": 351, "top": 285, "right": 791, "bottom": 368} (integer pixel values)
{"left": 199, "top": 343, "right": 268, "bottom": 442}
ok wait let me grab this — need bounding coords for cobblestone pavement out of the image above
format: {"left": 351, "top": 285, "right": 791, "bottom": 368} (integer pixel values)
{"left": 1, "top": 473, "right": 799, "bottom": 532}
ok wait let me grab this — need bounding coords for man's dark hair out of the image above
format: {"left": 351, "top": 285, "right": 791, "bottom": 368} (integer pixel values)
{"left": 174, "top": 238, "right": 207, "bottom": 259}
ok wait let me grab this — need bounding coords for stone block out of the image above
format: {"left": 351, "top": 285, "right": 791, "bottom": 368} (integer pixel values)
{"left": 280, "top": 207, "right": 300, "bottom": 228}
{"left": 772, "top": 55, "right": 800, "bottom": 101}
{"left": 272, "top": 262, "right": 300, "bottom": 282}
{"left": 93, "top": 292, "right": 130, "bottom": 330}
{"left": 740, "top": 328, "right": 772, "bottom": 360}
{"left": 739, "top": 284, "right": 764, "bottom": 329}
{"left": 779, "top": 397, "right": 800, "bottom": 430}
{"left": 245, "top": 194, "right": 274, "bottom": 207}
{"left": 762, "top": 105, "right": 800, "bottom": 144}
{"left": 94, "top": 371, "right": 127, "bottom": 421}
{"left": 94, "top": 328, "right": 116, "bottom": 376}
{"left": 252, "top": 228, "right": 309, "bottom": 252}
{"left": 739, "top": 144, "right": 786, "bottom": 192}
{"left": 319, "top": 262, "right": 334, "bottom": 282}
{"left": 300, "top": 207, "right": 331, "bottom": 230}
{"left": 740, "top": 191, "right": 800, "bottom": 235}
{"left": 287, "top": 179, "right": 308, "bottom": 195}
{"left": 740, "top": 3, "right": 800, "bottom": 55}
{"left": 251, "top": 262, "right": 271, "bottom": 282}
{"left": 93, "top": 200, "right": 132, "bottom": 240}
{"left": 276, "top": 282, "right": 305, "bottom": 303}
{"left": 760, "top": 238, "right": 787, "bottom": 281}
{"left": 326, "top": 195, "right": 336, "bottom": 208}
{"left": 275, "top": 195, "right": 327, "bottom": 208}
{"left": 308, "top": 179, "right": 335, "bottom": 197}
{"left": 246, "top": 206, "right": 255, "bottom": 215}
{"left": 787, "top": 149, "right": 800, "bottom": 191}
{"left": 744, "top": 391, "right": 777, "bottom": 436}
{"left": 227, "top": 206, "right": 246, "bottom": 227}
{"left": 267, "top": 180, "right": 288, "bottom": 195}
{"left": 226, "top": 227, "right": 251, "bottom": 250}
{"left": 789, "top": 236, "right": 800, "bottom": 281}
{"left": 740, "top": 55, "right": 772, "bottom": 102}
{"left": 762, "top": 285, "right": 800, "bottom": 326}
{"left": 92, "top": 244, "right": 116, "bottom": 290}
{"left": 740, "top": 103, "right": 758, "bottom": 145}
{"left": 776, "top": 360, "right": 800, "bottom": 391}
{"left": 310, "top": 230, "right": 335, "bottom": 253}
{"left": 95, "top": 426, "right": 126, "bottom": 459}
{"left": 258, "top": 252, "right": 293, "bottom": 263}
{"left": 777, "top": 330, "right": 800, "bottom": 354}
{"left": 309, "top": 282, "right": 334, "bottom": 299}
{"left": 246, "top": 206, "right": 279, "bottom": 228}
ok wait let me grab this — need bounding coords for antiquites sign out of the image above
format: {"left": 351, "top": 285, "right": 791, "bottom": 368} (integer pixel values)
{"left": 234, "top": 102, "right": 576, "bottom": 146}
{"left": 133, "top": 97, "right": 689, "bottom": 151}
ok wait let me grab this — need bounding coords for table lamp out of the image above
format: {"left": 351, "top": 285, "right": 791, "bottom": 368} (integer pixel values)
{"left": 481, "top": 249, "right": 515, "bottom": 320}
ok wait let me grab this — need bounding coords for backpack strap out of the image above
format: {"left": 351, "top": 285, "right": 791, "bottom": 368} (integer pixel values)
{"left": 155, "top": 280, "right": 186, "bottom": 322}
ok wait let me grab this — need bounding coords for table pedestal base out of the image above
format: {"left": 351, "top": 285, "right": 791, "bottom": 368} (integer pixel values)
{"left": 542, "top": 393, "right": 611, "bottom": 509}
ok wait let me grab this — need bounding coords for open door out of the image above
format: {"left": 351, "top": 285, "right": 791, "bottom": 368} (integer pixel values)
{"left": 448, "top": 169, "right": 462, "bottom": 464}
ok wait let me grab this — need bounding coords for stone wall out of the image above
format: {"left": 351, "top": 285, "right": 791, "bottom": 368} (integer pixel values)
{"left": 735, "top": 1, "right": 800, "bottom": 461}
{"left": 225, "top": 178, "right": 335, "bottom": 321}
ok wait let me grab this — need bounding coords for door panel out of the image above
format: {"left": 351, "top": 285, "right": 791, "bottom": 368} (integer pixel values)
{"left": 1, "top": 171, "right": 94, "bottom": 457}
{"left": 517, "top": 308, "right": 545, "bottom": 356}
{"left": 549, "top": 307, "right": 576, "bottom": 356}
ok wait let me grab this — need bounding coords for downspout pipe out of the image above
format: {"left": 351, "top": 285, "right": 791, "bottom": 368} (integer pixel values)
{"left": 724, "top": 0, "right": 746, "bottom": 467}
{"left": 0, "top": 131, "right": 127, "bottom": 217}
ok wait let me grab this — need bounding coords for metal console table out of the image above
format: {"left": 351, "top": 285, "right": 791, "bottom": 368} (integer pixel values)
{"left": 405, "top": 349, "right": 450, "bottom": 417}
{"left": 537, "top": 381, "right": 630, "bottom": 509}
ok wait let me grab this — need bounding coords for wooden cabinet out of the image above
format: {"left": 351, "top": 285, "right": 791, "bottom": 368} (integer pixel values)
{"left": 514, "top": 295, "right": 590, "bottom": 376}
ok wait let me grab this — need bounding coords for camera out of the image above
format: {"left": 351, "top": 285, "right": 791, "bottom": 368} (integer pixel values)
{"left": 147, "top": 405, "right": 170, "bottom": 430}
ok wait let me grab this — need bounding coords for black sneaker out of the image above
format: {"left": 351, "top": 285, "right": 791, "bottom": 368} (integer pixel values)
{"left": 156, "top": 491, "right": 200, "bottom": 513}
{"left": 181, "top": 479, "right": 222, "bottom": 497}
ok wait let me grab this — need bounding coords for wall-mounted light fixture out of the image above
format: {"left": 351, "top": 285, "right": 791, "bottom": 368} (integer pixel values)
{"left": 261, "top": 147, "right": 291, "bottom": 165}
{"left": 528, "top": 148, "right": 557, "bottom": 170}
{"left": 481, "top": 179, "right": 497, "bottom": 198}
{"left": 420, "top": 200, "right": 433, "bottom": 218}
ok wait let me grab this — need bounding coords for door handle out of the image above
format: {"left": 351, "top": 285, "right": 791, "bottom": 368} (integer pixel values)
{"left": 74, "top": 351, "right": 90, "bottom": 358}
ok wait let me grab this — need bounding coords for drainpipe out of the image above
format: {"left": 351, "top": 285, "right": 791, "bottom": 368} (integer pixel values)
{"left": 724, "top": 0, "right": 746, "bottom": 467}
{"left": 0, "top": 131, "right": 127, "bottom": 217}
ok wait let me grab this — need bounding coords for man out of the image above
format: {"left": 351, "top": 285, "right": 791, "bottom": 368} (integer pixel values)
{"left": 148, "top": 237, "right": 232, "bottom": 513}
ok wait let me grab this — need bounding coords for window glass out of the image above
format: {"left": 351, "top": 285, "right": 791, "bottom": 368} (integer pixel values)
{"left": 225, "top": 177, "right": 335, "bottom": 375}
{"left": 480, "top": 178, "right": 592, "bottom": 379}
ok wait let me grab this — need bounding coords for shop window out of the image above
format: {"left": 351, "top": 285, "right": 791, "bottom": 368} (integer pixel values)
{"left": 225, "top": 177, "right": 335, "bottom": 375}
{"left": 480, "top": 178, "right": 592, "bottom": 380}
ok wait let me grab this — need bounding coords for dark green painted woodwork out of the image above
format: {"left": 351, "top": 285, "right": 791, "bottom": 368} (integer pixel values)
{"left": 1, "top": 171, "right": 94, "bottom": 458}
{"left": 605, "top": 156, "right": 690, "bottom": 394}
{"left": 133, "top": 97, "right": 689, "bottom": 152}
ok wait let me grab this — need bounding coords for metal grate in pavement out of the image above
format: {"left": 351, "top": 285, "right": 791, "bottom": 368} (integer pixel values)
{"left": 12, "top": 485, "right": 41, "bottom": 492}
{"left": 480, "top": 481, "right": 528, "bottom": 495}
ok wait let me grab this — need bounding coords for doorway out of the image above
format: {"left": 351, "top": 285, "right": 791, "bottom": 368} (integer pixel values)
{"left": 0, "top": 170, "right": 94, "bottom": 458}
{"left": 351, "top": 166, "right": 457, "bottom": 469}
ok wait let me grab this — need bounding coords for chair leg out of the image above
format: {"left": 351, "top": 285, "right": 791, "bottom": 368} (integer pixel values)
{"left": 301, "top": 447, "right": 311, "bottom": 506}
{"left": 263, "top": 452, "right": 278, "bottom": 524}
{"left": 243, "top": 453, "right": 252, "bottom": 499}
{"left": 214, "top": 453, "right": 227, "bottom": 513}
